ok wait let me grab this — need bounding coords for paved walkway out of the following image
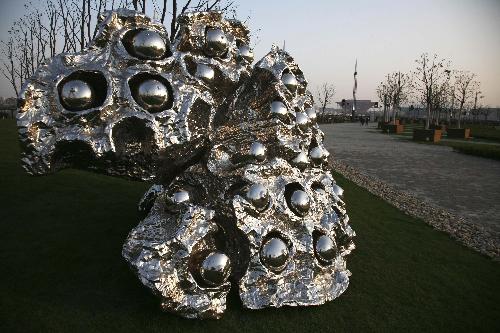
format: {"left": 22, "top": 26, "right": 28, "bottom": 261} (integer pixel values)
{"left": 320, "top": 123, "right": 500, "bottom": 233}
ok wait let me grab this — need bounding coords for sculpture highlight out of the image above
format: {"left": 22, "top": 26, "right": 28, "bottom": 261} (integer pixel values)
{"left": 17, "top": 9, "right": 355, "bottom": 319}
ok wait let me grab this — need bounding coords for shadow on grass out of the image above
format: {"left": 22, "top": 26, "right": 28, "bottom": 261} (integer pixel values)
{"left": 1, "top": 120, "right": 499, "bottom": 332}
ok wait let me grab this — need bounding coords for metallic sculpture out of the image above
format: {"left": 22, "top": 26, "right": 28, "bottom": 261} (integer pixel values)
{"left": 17, "top": 9, "right": 355, "bottom": 319}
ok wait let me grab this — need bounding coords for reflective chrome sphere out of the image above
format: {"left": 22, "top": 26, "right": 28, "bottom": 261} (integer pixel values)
{"left": 200, "top": 251, "right": 231, "bottom": 287}
{"left": 60, "top": 79, "right": 94, "bottom": 110}
{"left": 270, "top": 101, "right": 287, "bottom": 116}
{"left": 290, "top": 190, "right": 310, "bottom": 216}
{"left": 305, "top": 107, "right": 317, "bottom": 121}
{"left": 260, "top": 237, "right": 289, "bottom": 271}
{"left": 205, "top": 28, "right": 228, "bottom": 57}
{"left": 309, "top": 146, "right": 326, "bottom": 163}
{"left": 238, "top": 44, "right": 254, "bottom": 62}
{"left": 281, "top": 72, "right": 298, "bottom": 92}
{"left": 246, "top": 183, "right": 269, "bottom": 210}
{"left": 312, "top": 182, "right": 328, "bottom": 196}
{"left": 315, "top": 235, "right": 337, "bottom": 263}
{"left": 314, "top": 186, "right": 328, "bottom": 197}
{"left": 165, "top": 190, "right": 190, "bottom": 211}
{"left": 249, "top": 142, "right": 266, "bottom": 162}
{"left": 291, "top": 151, "right": 309, "bottom": 169}
{"left": 295, "top": 112, "right": 310, "bottom": 130}
{"left": 332, "top": 184, "right": 344, "bottom": 198}
{"left": 196, "top": 64, "right": 214, "bottom": 80}
{"left": 131, "top": 29, "right": 167, "bottom": 59}
{"left": 171, "top": 190, "right": 190, "bottom": 204}
{"left": 135, "top": 79, "right": 169, "bottom": 110}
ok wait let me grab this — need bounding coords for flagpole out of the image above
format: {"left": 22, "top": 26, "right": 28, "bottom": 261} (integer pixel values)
{"left": 353, "top": 59, "right": 358, "bottom": 120}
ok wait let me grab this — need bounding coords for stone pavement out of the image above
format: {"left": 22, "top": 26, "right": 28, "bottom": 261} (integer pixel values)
{"left": 320, "top": 123, "right": 500, "bottom": 234}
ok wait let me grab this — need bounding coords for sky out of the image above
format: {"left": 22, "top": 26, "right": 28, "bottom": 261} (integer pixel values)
{"left": 1, "top": 0, "right": 499, "bottom": 106}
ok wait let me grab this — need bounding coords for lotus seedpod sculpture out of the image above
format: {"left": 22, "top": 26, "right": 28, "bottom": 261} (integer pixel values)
{"left": 17, "top": 9, "right": 355, "bottom": 319}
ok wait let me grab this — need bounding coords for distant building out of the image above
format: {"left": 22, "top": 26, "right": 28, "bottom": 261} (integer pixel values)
{"left": 316, "top": 107, "right": 343, "bottom": 115}
{"left": 335, "top": 99, "right": 376, "bottom": 115}
{"left": 0, "top": 97, "right": 17, "bottom": 119}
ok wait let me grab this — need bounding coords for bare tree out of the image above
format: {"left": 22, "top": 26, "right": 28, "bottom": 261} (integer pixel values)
{"left": 413, "top": 53, "right": 451, "bottom": 129}
{"left": 453, "top": 70, "right": 477, "bottom": 128}
{"left": 376, "top": 71, "right": 411, "bottom": 124}
{"left": 442, "top": 79, "right": 456, "bottom": 124}
{"left": 316, "top": 83, "right": 335, "bottom": 119}
{"left": 1, "top": 0, "right": 235, "bottom": 97}
{"left": 388, "top": 72, "right": 410, "bottom": 123}
{"left": 468, "top": 82, "right": 486, "bottom": 123}
{"left": 429, "top": 73, "right": 453, "bottom": 126}
{"left": 376, "top": 78, "right": 390, "bottom": 123}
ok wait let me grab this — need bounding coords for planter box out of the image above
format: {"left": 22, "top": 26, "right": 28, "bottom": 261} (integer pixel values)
{"left": 430, "top": 124, "right": 447, "bottom": 132}
{"left": 386, "top": 124, "right": 404, "bottom": 134}
{"left": 380, "top": 121, "right": 402, "bottom": 132}
{"left": 413, "top": 129, "right": 442, "bottom": 143}
{"left": 447, "top": 128, "right": 471, "bottom": 139}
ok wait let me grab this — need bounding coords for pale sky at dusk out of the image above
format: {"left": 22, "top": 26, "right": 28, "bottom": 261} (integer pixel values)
{"left": 1, "top": 0, "right": 499, "bottom": 106}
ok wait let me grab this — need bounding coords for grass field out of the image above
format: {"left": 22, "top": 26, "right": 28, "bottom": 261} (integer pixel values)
{"left": 444, "top": 141, "right": 500, "bottom": 160}
{"left": 1, "top": 119, "right": 499, "bottom": 332}
{"left": 468, "top": 125, "right": 500, "bottom": 141}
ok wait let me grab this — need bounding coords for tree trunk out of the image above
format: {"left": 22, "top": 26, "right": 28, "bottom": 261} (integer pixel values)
{"left": 457, "top": 107, "right": 463, "bottom": 129}
{"left": 425, "top": 103, "right": 431, "bottom": 129}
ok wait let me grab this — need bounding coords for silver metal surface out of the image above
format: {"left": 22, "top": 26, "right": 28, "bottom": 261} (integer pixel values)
{"left": 135, "top": 79, "right": 169, "bottom": 109}
{"left": 295, "top": 112, "right": 310, "bottom": 130}
{"left": 18, "top": 9, "right": 355, "bottom": 320}
{"left": 122, "top": 203, "right": 231, "bottom": 319}
{"left": 166, "top": 190, "right": 190, "bottom": 210}
{"left": 290, "top": 189, "right": 311, "bottom": 216}
{"left": 315, "top": 234, "right": 337, "bottom": 263}
{"left": 271, "top": 101, "right": 288, "bottom": 116}
{"left": 249, "top": 142, "right": 266, "bottom": 162}
{"left": 131, "top": 29, "right": 167, "bottom": 59}
{"left": 60, "top": 79, "right": 94, "bottom": 110}
{"left": 196, "top": 63, "right": 215, "bottom": 80}
{"left": 200, "top": 252, "right": 231, "bottom": 287}
{"left": 332, "top": 184, "right": 344, "bottom": 198}
{"left": 205, "top": 28, "right": 228, "bottom": 57}
{"left": 17, "top": 9, "right": 220, "bottom": 180}
{"left": 305, "top": 107, "right": 317, "bottom": 121}
{"left": 238, "top": 44, "right": 254, "bottom": 63}
{"left": 260, "top": 237, "right": 289, "bottom": 271}
{"left": 291, "top": 151, "right": 310, "bottom": 169}
{"left": 281, "top": 72, "right": 298, "bottom": 92}
{"left": 233, "top": 160, "right": 355, "bottom": 310}
{"left": 246, "top": 183, "right": 270, "bottom": 210}
{"left": 310, "top": 146, "right": 328, "bottom": 164}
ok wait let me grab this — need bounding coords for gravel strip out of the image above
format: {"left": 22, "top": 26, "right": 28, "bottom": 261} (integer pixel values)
{"left": 330, "top": 158, "right": 500, "bottom": 261}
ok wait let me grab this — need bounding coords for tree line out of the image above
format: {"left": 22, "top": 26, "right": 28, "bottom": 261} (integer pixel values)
{"left": 0, "top": 0, "right": 234, "bottom": 97}
{"left": 377, "top": 53, "right": 485, "bottom": 129}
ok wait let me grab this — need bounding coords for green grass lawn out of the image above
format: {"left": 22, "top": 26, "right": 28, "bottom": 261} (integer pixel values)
{"left": 468, "top": 125, "right": 500, "bottom": 141}
{"left": 1, "top": 119, "right": 499, "bottom": 332}
{"left": 442, "top": 141, "right": 500, "bottom": 160}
